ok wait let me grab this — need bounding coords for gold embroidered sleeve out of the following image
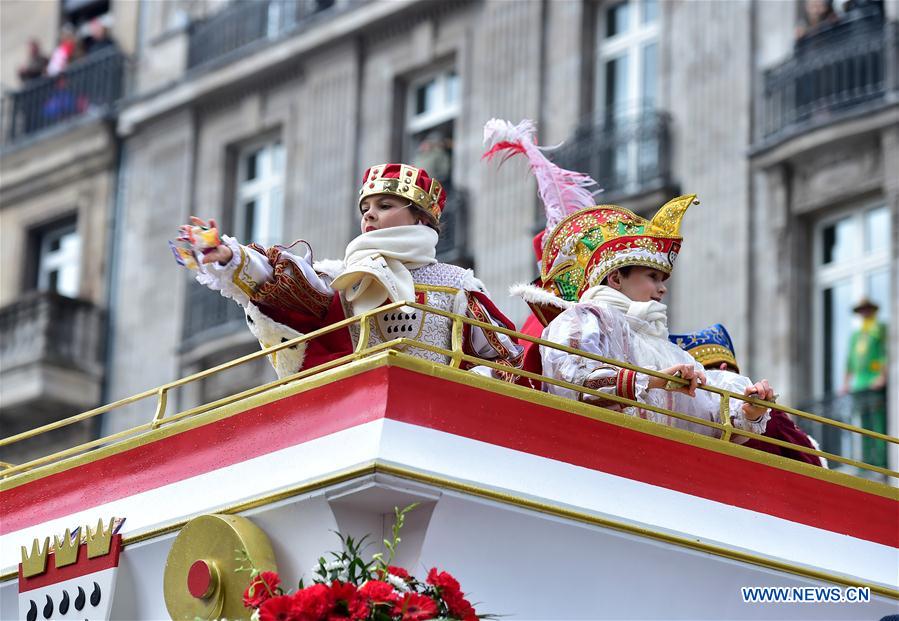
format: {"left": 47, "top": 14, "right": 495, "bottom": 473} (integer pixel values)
{"left": 250, "top": 246, "right": 333, "bottom": 320}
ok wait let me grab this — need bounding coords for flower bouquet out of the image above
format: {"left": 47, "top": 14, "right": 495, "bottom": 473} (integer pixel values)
{"left": 238, "top": 505, "right": 490, "bottom": 621}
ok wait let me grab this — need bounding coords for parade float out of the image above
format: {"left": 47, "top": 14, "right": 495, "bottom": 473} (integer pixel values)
{"left": 0, "top": 299, "right": 897, "bottom": 620}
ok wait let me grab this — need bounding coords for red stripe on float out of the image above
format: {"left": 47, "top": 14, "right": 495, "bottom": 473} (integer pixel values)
{"left": 1, "top": 366, "right": 896, "bottom": 549}
{"left": 1, "top": 370, "right": 389, "bottom": 534}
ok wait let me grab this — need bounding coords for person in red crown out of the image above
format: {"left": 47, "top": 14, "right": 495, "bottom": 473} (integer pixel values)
{"left": 174, "top": 163, "right": 522, "bottom": 378}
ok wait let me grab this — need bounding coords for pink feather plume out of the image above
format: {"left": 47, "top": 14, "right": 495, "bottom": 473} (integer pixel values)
{"left": 482, "top": 118, "right": 600, "bottom": 230}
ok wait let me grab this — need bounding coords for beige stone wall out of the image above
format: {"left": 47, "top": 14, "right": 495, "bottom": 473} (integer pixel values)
{"left": 104, "top": 110, "right": 196, "bottom": 432}
{"left": 664, "top": 0, "right": 754, "bottom": 372}
{"left": 0, "top": 123, "right": 115, "bottom": 307}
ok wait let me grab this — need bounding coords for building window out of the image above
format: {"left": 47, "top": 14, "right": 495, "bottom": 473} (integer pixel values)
{"left": 405, "top": 68, "right": 459, "bottom": 188}
{"left": 62, "top": 0, "right": 110, "bottom": 30}
{"left": 404, "top": 66, "right": 468, "bottom": 265}
{"left": 595, "top": 0, "right": 660, "bottom": 192}
{"left": 813, "top": 204, "right": 891, "bottom": 396}
{"left": 34, "top": 218, "right": 81, "bottom": 298}
{"left": 235, "top": 138, "right": 285, "bottom": 248}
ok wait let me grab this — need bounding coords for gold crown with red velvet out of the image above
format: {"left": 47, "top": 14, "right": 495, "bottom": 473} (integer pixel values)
{"left": 359, "top": 163, "right": 446, "bottom": 221}
{"left": 540, "top": 195, "right": 699, "bottom": 302}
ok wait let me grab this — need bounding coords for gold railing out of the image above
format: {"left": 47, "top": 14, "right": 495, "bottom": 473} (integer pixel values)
{"left": 1, "top": 301, "right": 896, "bottom": 482}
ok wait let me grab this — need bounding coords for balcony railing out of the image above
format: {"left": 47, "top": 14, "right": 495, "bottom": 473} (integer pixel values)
{"left": 187, "top": 0, "right": 339, "bottom": 70}
{"left": 760, "top": 7, "right": 897, "bottom": 141}
{"left": 550, "top": 107, "right": 673, "bottom": 200}
{"left": 0, "top": 291, "right": 105, "bottom": 376}
{"left": 1, "top": 46, "right": 125, "bottom": 143}
{"left": 3, "top": 300, "right": 896, "bottom": 483}
{"left": 798, "top": 389, "right": 888, "bottom": 474}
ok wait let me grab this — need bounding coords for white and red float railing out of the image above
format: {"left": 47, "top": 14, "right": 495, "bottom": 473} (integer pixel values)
{"left": 0, "top": 300, "right": 895, "bottom": 482}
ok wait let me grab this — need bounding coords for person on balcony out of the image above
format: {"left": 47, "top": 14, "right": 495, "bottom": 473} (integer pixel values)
{"left": 795, "top": 0, "right": 839, "bottom": 41}
{"left": 84, "top": 17, "right": 118, "bottom": 55}
{"left": 670, "top": 324, "right": 826, "bottom": 467}
{"left": 47, "top": 23, "right": 81, "bottom": 77}
{"left": 17, "top": 39, "right": 48, "bottom": 83}
{"left": 483, "top": 119, "right": 772, "bottom": 443}
{"left": 842, "top": 298, "right": 888, "bottom": 468}
{"left": 173, "top": 163, "right": 522, "bottom": 379}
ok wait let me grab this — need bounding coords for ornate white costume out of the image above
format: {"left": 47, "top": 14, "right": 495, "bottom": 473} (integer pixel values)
{"left": 540, "top": 287, "right": 769, "bottom": 441}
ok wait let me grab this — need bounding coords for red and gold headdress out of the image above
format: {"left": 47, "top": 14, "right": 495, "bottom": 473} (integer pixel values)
{"left": 482, "top": 118, "right": 698, "bottom": 308}
{"left": 359, "top": 163, "right": 446, "bottom": 222}
{"left": 540, "top": 195, "right": 698, "bottom": 302}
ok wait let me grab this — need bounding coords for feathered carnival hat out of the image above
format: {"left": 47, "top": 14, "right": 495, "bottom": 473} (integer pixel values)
{"left": 669, "top": 323, "right": 739, "bottom": 372}
{"left": 359, "top": 163, "right": 446, "bottom": 222}
{"left": 483, "top": 118, "right": 697, "bottom": 322}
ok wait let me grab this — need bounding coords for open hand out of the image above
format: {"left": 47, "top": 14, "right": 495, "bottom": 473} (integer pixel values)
{"left": 177, "top": 217, "right": 232, "bottom": 265}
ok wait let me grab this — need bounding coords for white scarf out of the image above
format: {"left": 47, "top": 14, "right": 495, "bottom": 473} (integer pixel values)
{"left": 580, "top": 284, "right": 669, "bottom": 338}
{"left": 330, "top": 225, "right": 437, "bottom": 315}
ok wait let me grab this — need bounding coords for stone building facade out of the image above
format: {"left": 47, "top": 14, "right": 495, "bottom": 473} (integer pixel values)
{"left": 1, "top": 0, "right": 895, "bottom": 471}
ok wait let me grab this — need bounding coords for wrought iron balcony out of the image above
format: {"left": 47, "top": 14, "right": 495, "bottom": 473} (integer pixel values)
{"left": 187, "top": 0, "right": 340, "bottom": 70}
{"left": 0, "top": 291, "right": 105, "bottom": 422}
{"left": 760, "top": 7, "right": 897, "bottom": 141}
{"left": 182, "top": 279, "right": 249, "bottom": 352}
{"left": 1, "top": 47, "right": 125, "bottom": 144}
{"left": 550, "top": 108, "right": 673, "bottom": 201}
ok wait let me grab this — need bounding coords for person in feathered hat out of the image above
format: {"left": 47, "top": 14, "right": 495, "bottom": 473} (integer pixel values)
{"left": 484, "top": 118, "right": 774, "bottom": 442}
{"left": 670, "top": 324, "right": 826, "bottom": 467}
{"left": 172, "top": 163, "right": 522, "bottom": 378}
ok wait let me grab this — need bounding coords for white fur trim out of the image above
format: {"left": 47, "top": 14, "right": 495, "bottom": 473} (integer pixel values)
{"left": 313, "top": 259, "right": 345, "bottom": 282}
{"left": 808, "top": 434, "right": 829, "bottom": 469}
{"left": 460, "top": 269, "right": 487, "bottom": 294}
{"left": 244, "top": 303, "right": 307, "bottom": 379}
{"left": 509, "top": 283, "right": 574, "bottom": 311}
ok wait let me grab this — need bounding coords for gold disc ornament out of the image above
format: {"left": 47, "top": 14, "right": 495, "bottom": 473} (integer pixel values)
{"left": 163, "top": 514, "right": 277, "bottom": 620}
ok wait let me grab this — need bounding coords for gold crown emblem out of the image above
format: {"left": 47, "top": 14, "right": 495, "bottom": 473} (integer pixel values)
{"left": 19, "top": 517, "right": 119, "bottom": 578}
{"left": 54, "top": 528, "right": 80, "bottom": 567}
{"left": 87, "top": 517, "right": 116, "bottom": 558}
{"left": 20, "top": 537, "right": 49, "bottom": 578}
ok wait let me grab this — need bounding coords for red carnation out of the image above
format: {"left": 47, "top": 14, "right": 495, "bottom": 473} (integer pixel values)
{"left": 443, "top": 589, "right": 478, "bottom": 621}
{"left": 392, "top": 592, "right": 439, "bottom": 621}
{"left": 359, "top": 579, "right": 401, "bottom": 606}
{"left": 244, "top": 571, "right": 282, "bottom": 609}
{"left": 426, "top": 568, "right": 462, "bottom": 597}
{"left": 327, "top": 581, "right": 368, "bottom": 619}
{"left": 258, "top": 594, "right": 297, "bottom": 621}
{"left": 386, "top": 565, "right": 411, "bottom": 580}
{"left": 290, "top": 583, "right": 333, "bottom": 620}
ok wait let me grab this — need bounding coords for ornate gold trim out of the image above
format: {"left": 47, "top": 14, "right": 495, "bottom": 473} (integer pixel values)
{"left": 230, "top": 246, "right": 257, "bottom": 298}
{"left": 415, "top": 284, "right": 461, "bottom": 295}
